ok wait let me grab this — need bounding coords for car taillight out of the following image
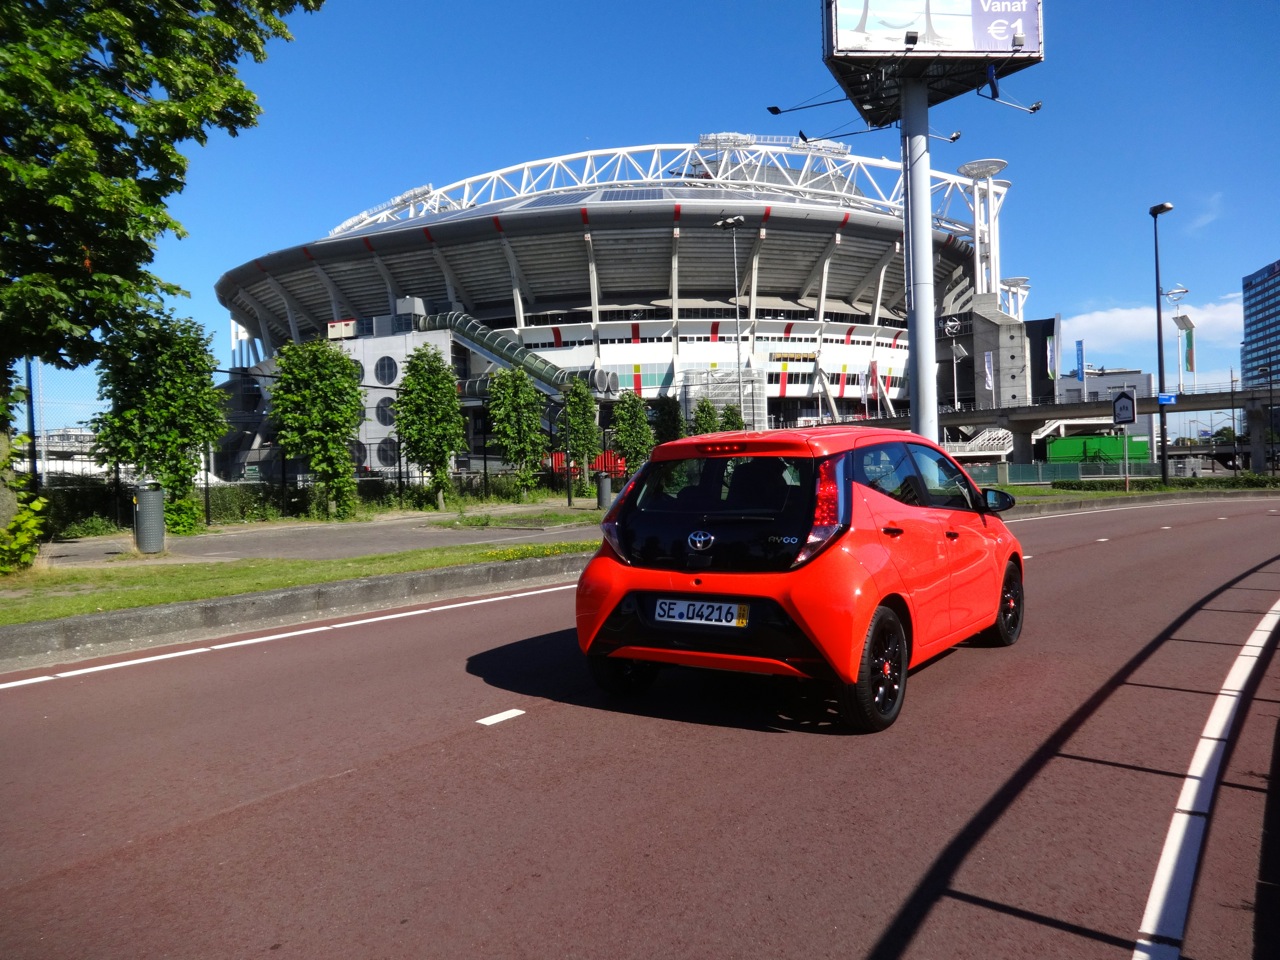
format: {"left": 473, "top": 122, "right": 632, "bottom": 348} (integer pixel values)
{"left": 793, "top": 454, "right": 848, "bottom": 566}
{"left": 600, "top": 470, "right": 642, "bottom": 562}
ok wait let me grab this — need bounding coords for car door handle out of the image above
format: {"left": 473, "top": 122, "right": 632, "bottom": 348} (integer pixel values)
{"left": 882, "top": 526, "right": 904, "bottom": 537}
{"left": 945, "top": 530, "right": 960, "bottom": 540}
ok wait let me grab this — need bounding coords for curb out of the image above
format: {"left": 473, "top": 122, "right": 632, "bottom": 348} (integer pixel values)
{"left": 1004, "top": 487, "right": 1280, "bottom": 518}
{"left": 0, "top": 553, "right": 591, "bottom": 667}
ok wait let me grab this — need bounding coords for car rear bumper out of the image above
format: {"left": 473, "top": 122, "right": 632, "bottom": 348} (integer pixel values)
{"left": 575, "top": 544, "right": 878, "bottom": 684}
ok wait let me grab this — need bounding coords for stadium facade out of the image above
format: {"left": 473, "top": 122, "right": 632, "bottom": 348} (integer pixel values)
{"left": 213, "top": 133, "right": 1037, "bottom": 478}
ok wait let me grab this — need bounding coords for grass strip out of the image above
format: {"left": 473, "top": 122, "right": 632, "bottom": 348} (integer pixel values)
{"left": 0, "top": 540, "right": 600, "bottom": 627}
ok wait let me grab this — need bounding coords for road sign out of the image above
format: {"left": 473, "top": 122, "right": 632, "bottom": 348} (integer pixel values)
{"left": 1113, "top": 391, "right": 1136, "bottom": 425}
{"left": 1158, "top": 392, "right": 1177, "bottom": 405}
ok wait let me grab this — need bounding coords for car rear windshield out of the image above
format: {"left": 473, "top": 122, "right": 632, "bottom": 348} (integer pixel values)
{"left": 618, "top": 455, "right": 816, "bottom": 571}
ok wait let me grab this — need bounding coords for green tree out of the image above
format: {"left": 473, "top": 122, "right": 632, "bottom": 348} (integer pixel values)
{"left": 0, "top": 428, "right": 45, "bottom": 574}
{"left": 396, "top": 345, "right": 466, "bottom": 506}
{"left": 90, "top": 312, "right": 228, "bottom": 532}
{"left": 652, "top": 395, "right": 685, "bottom": 445}
{"left": 609, "top": 391, "right": 654, "bottom": 477}
{"left": 719, "top": 403, "right": 745, "bottom": 431}
{"left": 559, "top": 379, "right": 600, "bottom": 497}
{"left": 691, "top": 396, "right": 720, "bottom": 436}
{"left": 0, "top": 0, "right": 324, "bottom": 412}
{"left": 270, "top": 339, "right": 365, "bottom": 519}
{"left": 488, "top": 367, "right": 547, "bottom": 496}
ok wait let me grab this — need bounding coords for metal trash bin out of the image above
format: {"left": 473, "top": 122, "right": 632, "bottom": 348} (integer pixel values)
{"left": 133, "top": 480, "right": 165, "bottom": 554}
{"left": 596, "top": 472, "right": 612, "bottom": 510}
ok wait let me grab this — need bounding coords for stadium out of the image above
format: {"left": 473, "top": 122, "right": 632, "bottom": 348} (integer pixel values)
{"left": 213, "top": 132, "right": 1040, "bottom": 479}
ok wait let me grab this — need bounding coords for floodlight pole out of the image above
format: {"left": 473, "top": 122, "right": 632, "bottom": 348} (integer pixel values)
{"left": 902, "top": 80, "right": 939, "bottom": 442}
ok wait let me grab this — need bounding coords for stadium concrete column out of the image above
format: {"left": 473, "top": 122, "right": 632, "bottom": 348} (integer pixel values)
{"left": 902, "top": 79, "right": 939, "bottom": 442}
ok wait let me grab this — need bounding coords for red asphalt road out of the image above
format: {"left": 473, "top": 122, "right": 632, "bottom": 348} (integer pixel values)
{"left": 1, "top": 499, "right": 1277, "bottom": 960}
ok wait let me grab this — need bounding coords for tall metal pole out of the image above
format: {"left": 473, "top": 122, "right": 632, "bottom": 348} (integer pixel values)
{"left": 902, "top": 79, "right": 939, "bottom": 441}
{"left": 1230, "top": 368, "right": 1238, "bottom": 476}
{"left": 24, "top": 358, "right": 38, "bottom": 491}
{"left": 731, "top": 222, "right": 744, "bottom": 422}
{"left": 716, "top": 216, "right": 747, "bottom": 427}
{"left": 1264, "top": 367, "right": 1277, "bottom": 476}
{"left": 1150, "top": 202, "right": 1173, "bottom": 485}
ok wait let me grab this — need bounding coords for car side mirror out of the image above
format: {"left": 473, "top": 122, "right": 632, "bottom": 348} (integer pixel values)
{"left": 982, "top": 488, "right": 1016, "bottom": 513}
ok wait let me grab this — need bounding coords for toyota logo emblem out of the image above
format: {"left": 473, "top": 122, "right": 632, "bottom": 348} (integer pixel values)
{"left": 688, "top": 530, "right": 715, "bottom": 552}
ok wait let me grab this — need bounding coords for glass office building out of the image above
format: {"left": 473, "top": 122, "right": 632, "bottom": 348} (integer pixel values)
{"left": 1242, "top": 258, "right": 1280, "bottom": 387}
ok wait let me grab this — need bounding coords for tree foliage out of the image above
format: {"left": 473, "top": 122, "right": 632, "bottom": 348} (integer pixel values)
{"left": 0, "top": 0, "right": 324, "bottom": 408}
{"left": 396, "top": 345, "right": 466, "bottom": 500}
{"left": 488, "top": 367, "right": 547, "bottom": 495}
{"left": 609, "top": 390, "right": 654, "bottom": 476}
{"left": 90, "top": 312, "right": 227, "bottom": 528}
{"left": 269, "top": 339, "right": 364, "bottom": 518}
{"left": 559, "top": 378, "right": 600, "bottom": 496}
{"left": 719, "top": 403, "right": 745, "bottom": 431}
{"left": 691, "top": 396, "right": 720, "bottom": 436}
{"left": 0, "top": 432, "right": 46, "bottom": 574}
{"left": 652, "top": 395, "right": 685, "bottom": 445}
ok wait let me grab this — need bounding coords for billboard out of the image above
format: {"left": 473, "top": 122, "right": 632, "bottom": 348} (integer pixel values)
{"left": 828, "top": 1, "right": 1042, "bottom": 56}
{"left": 822, "top": 1, "right": 1044, "bottom": 128}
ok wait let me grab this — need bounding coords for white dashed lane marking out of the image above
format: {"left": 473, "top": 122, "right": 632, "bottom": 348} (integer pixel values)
{"left": 476, "top": 709, "right": 526, "bottom": 726}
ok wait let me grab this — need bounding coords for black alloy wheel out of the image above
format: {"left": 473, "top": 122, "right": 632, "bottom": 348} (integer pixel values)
{"left": 838, "top": 605, "right": 908, "bottom": 733}
{"left": 985, "top": 561, "right": 1024, "bottom": 647}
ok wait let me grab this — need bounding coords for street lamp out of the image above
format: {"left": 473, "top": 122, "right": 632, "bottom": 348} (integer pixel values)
{"left": 1150, "top": 202, "right": 1174, "bottom": 485}
{"left": 1260, "top": 365, "right": 1276, "bottom": 476}
{"left": 715, "top": 215, "right": 747, "bottom": 425}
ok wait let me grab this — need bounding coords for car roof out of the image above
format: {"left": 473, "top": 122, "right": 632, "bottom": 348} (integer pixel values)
{"left": 649, "top": 425, "right": 926, "bottom": 461}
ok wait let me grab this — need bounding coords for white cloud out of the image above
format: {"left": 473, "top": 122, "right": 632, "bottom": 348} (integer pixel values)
{"left": 1187, "top": 192, "right": 1223, "bottom": 232}
{"left": 1059, "top": 296, "right": 1244, "bottom": 390}
{"left": 1062, "top": 296, "right": 1242, "bottom": 357}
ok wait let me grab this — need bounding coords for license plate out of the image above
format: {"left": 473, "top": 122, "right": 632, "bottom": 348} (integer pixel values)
{"left": 654, "top": 598, "right": 749, "bottom": 628}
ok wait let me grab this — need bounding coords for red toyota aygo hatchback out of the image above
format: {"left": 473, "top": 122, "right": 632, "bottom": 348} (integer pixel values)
{"left": 575, "top": 426, "right": 1024, "bottom": 732}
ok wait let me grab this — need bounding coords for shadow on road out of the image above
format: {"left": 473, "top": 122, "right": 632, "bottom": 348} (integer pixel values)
{"left": 465, "top": 626, "right": 951, "bottom": 736}
{"left": 863, "top": 552, "right": 1280, "bottom": 960}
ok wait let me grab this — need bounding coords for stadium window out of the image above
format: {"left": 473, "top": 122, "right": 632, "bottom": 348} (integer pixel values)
{"left": 375, "top": 356, "right": 399, "bottom": 385}
{"left": 377, "top": 437, "right": 399, "bottom": 467}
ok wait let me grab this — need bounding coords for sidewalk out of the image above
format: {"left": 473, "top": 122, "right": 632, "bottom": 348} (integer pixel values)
{"left": 40, "top": 501, "right": 605, "bottom": 567}
{"left": 0, "top": 501, "right": 604, "bottom": 672}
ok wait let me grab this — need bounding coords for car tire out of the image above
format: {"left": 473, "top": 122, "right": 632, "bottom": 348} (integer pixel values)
{"left": 984, "top": 561, "right": 1024, "bottom": 647}
{"left": 587, "top": 655, "right": 659, "bottom": 697}
{"left": 837, "top": 605, "right": 908, "bottom": 733}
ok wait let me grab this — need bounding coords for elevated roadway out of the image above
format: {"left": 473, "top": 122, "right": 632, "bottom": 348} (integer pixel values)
{"left": 871, "top": 385, "right": 1275, "bottom": 465}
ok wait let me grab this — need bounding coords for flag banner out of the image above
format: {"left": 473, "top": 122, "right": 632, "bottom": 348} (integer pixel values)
{"left": 1047, "top": 335, "right": 1057, "bottom": 380}
{"left": 1185, "top": 328, "right": 1195, "bottom": 373}
{"left": 984, "top": 351, "right": 993, "bottom": 391}
{"left": 1076, "top": 340, "right": 1085, "bottom": 382}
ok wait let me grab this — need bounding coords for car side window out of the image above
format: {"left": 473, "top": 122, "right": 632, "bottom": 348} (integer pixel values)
{"left": 907, "top": 444, "right": 978, "bottom": 511}
{"left": 853, "top": 442, "right": 924, "bottom": 507}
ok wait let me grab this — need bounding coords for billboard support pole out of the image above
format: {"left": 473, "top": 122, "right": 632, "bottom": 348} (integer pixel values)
{"left": 902, "top": 79, "right": 939, "bottom": 442}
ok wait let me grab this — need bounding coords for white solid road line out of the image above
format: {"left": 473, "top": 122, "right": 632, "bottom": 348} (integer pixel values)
{"left": 0, "top": 584, "right": 577, "bottom": 692}
{"left": 1131, "top": 591, "right": 1280, "bottom": 960}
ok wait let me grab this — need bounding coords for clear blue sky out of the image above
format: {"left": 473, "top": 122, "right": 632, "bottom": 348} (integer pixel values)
{"left": 30, "top": 0, "right": 1280, "bottom": 436}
